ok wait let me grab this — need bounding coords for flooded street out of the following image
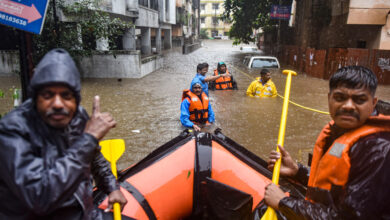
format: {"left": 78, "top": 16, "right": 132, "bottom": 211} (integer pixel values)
{"left": 2, "top": 40, "right": 390, "bottom": 169}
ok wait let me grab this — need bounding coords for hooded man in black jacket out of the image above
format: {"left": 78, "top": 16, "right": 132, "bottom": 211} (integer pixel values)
{"left": 265, "top": 66, "right": 390, "bottom": 219}
{"left": 0, "top": 48, "right": 127, "bottom": 219}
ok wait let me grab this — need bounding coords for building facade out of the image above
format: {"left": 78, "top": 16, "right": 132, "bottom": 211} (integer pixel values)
{"left": 89, "top": 0, "right": 176, "bottom": 55}
{"left": 271, "top": 0, "right": 390, "bottom": 50}
{"left": 172, "top": 0, "right": 200, "bottom": 46}
{"left": 199, "top": 0, "right": 231, "bottom": 38}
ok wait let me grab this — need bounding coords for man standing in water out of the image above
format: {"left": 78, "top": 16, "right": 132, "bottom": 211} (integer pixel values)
{"left": 265, "top": 66, "right": 390, "bottom": 219}
{"left": 210, "top": 61, "right": 238, "bottom": 90}
{"left": 181, "top": 81, "right": 215, "bottom": 131}
{"left": 191, "top": 63, "right": 230, "bottom": 96}
{"left": 0, "top": 49, "right": 127, "bottom": 219}
{"left": 246, "top": 69, "right": 277, "bottom": 97}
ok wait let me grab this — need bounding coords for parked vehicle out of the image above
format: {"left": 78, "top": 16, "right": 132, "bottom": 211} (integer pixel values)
{"left": 243, "top": 56, "right": 280, "bottom": 69}
{"left": 240, "top": 46, "right": 262, "bottom": 54}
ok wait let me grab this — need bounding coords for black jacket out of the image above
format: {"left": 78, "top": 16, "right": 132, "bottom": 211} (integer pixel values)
{"left": 0, "top": 99, "right": 118, "bottom": 219}
{"left": 278, "top": 130, "right": 390, "bottom": 219}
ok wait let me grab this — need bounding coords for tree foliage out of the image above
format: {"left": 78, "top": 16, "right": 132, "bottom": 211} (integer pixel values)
{"left": 33, "top": 0, "right": 132, "bottom": 62}
{"left": 222, "top": 0, "right": 279, "bottom": 44}
{"left": 200, "top": 28, "right": 208, "bottom": 39}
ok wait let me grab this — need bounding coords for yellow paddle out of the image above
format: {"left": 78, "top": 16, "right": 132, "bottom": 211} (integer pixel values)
{"left": 261, "top": 70, "right": 297, "bottom": 220}
{"left": 100, "top": 139, "right": 126, "bottom": 220}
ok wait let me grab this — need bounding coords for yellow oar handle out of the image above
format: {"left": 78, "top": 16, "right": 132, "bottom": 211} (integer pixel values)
{"left": 272, "top": 69, "right": 296, "bottom": 185}
{"left": 282, "top": 69, "right": 297, "bottom": 76}
{"left": 111, "top": 161, "right": 118, "bottom": 179}
{"left": 261, "top": 70, "right": 297, "bottom": 220}
{"left": 100, "top": 139, "right": 125, "bottom": 220}
{"left": 110, "top": 157, "right": 121, "bottom": 220}
{"left": 114, "top": 203, "right": 121, "bottom": 220}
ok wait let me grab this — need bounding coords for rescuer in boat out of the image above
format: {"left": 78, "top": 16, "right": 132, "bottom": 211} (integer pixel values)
{"left": 190, "top": 62, "right": 230, "bottom": 96}
{"left": 181, "top": 80, "right": 215, "bottom": 131}
{"left": 209, "top": 62, "right": 238, "bottom": 90}
{"left": 265, "top": 66, "right": 390, "bottom": 219}
{"left": 0, "top": 49, "right": 127, "bottom": 219}
{"left": 246, "top": 69, "right": 277, "bottom": 97}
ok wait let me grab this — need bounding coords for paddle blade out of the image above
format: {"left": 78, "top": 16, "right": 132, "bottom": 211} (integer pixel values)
{"left": 100, "top": 139, "right": 125, "bottom": 163}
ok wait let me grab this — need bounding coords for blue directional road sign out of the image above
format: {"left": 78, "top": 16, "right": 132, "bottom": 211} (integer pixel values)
{"left": 0, "top": 0, "right": 50, "bottom": 34}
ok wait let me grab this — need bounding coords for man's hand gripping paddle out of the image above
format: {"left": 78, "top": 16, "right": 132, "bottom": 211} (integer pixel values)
{"left": 100, "top": 139, "right": 125, "bottom": 220}
{"left": 261, "top": 70, "right": 297, "bottom": 220}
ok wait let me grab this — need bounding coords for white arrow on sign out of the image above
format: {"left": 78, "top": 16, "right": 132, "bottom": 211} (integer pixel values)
{"left": 0, "top": 0, "right": 41, "bottom": 23}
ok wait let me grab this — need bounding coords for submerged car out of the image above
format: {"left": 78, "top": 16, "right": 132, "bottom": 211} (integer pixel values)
{"left": 243, "top": 56, "right": 280, "bottom": 69}
{"left": 240, "top": 46, "right": 263, "bottom": 55}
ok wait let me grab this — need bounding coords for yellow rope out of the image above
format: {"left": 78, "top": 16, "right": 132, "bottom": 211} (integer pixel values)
{"left": 276, "top": 94, "right": 330, "bottom": 115}
{"left": 230, "top": 65, "right": 330, "bottom": 115}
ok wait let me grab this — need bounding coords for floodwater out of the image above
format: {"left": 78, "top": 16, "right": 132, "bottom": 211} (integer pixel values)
{"left": 1, "top": 40, "right": 390, "bottom": 169}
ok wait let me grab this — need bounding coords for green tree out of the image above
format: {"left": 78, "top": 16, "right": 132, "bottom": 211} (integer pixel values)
{"left": 200, "top": 28, "right": 208, "bottom": 39}
{"left": 33, "top": 0, "right": 132, "bottom": 62}
{"left": 222, "top": 0, "right": 279, "bottom": 44}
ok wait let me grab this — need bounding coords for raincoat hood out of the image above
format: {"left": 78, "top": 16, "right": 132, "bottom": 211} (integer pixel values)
{"left": 190, "top": 78, "right": 203, "bottom": 92}
{"left": 29, "top": 48, "right": 81, "bottom": 103}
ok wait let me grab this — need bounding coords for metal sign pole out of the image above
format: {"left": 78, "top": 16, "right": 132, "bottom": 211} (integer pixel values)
{"left": 18, "top": 31, "right": 33, "bottom": 101}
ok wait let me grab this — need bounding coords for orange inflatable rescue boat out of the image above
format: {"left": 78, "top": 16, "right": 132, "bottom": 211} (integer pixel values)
{"left": 94, "top": 129, "right": 306, "bottom": 219}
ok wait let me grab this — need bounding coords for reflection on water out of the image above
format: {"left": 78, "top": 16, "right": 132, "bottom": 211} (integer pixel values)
{"left": 1, "top": 40, "right": 390, "bottom": 169}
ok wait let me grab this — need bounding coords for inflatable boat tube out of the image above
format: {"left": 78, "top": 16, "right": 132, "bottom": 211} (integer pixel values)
{"left": 93, "top": 129, "right": 306, "bottom": 220}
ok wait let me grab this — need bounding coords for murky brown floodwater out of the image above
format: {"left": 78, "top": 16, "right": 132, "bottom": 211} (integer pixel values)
{"left": 1, "top": 40, "right": 390, "bottom": 169}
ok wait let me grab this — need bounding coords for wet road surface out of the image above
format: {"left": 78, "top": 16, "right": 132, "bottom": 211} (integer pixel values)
{"left": 1, "top": 40, "right": 390, "bottom": 169}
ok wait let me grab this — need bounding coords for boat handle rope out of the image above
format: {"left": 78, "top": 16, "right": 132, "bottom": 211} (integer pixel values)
{"left": 230, "top": 65, "right": 330, "bottom": 115}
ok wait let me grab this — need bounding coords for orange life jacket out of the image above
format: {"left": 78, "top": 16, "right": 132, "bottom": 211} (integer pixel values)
{"left": 182, "top": 89, "right": 209, "bottom": 124}
{"left": 213, "top": 69, "right": 233, "bottom": 90}
{"left": 307, "top": 114, "right": 390, "bottom": 202}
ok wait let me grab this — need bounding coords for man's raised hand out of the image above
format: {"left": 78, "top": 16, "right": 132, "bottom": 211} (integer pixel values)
{"left": 84, "top": 96, "right": 116, "bottom": 140}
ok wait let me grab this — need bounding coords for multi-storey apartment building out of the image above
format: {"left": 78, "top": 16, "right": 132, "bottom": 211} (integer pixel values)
{"left": 199, "top": 0, "right": 231, "bottom": 38}
{"left": 0, "top": 0, "right": 179, "bottom": 78}
{"left": 172, "top": 0, "right": 200, "bottom": 46}
{"left": 276, "top": 0, "right": 390, "bottom": 50}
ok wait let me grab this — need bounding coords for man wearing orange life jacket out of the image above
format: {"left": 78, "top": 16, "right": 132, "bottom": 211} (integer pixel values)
{"left": 191, "top": 63, "right": 231, "bottom": 96}
{"left": 180, "top": 81, "right": 215, "bottom": 131}
{"left": 265, "top": 66, "right": 390, "bottom": 219}
{"left": 210, "top": 62, "right": 237, "bottom": 90}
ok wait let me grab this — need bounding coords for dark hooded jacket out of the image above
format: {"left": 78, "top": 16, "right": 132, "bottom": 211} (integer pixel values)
{"left": 278, "top": 110, "right": 390, "bottom": 220}
{"left": 0, "top": 49, "right": 118, "bottom": 219}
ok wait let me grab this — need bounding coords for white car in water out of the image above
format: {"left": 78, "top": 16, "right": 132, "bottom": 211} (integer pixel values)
{"left": 240, "top": 46, "right": 263, "bottom": 55}
{"left": 243, "top": 56, "right": 280, "bottom": 69}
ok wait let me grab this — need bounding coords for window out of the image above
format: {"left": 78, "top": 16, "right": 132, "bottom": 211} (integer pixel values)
{"left": 200, "top": 4, "right": 205, "bottom": 10}
{"left": 251, "top": 58, "right": 279, "bottom": 68}
{"left": 201, "top": 18, "right": 205, "bottom": 24}
{"left": 211, "top": 30, "right": 218, "bottom": 37}
{"left": 165, "top": 0, "right": 169, "bottom": 15}
{"left": 150, "top": 0, "right": 158, "bottom": 10}
{"left": 212, "top": 3, "right": 219, "bottom": 10}
{"left": 357, "top": 40, "right": 366, "bottom": 49}
{"left": 139, "top": 0, "right": 148, "bottom": 7}
{"left": 212, "top": 17, "right": 219, "bottom": 24}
